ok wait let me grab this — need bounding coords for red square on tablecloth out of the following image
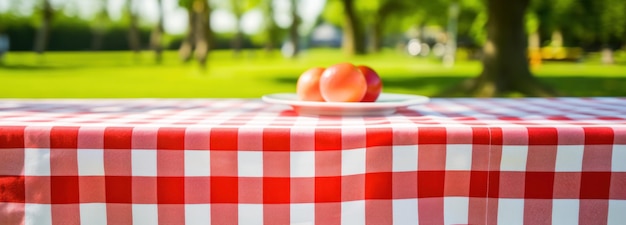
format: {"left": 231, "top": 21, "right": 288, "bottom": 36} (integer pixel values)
{"left": 263, "top": 128, "right": 290, "bottom": 151}
{"left": 498, "top": 171, "right": 525, "bottom": 198}
{"left": 24, "top": 126, "right": 50, "bottom": 148}
{"left": 0, "top": 176, "right": 25, "bottom": 203}
{"left": 366, "top": 127, "right": 392, "bottom": 147}
{"left": 0, "top": 149, "right": 23, "bottom": 175}
{"left": 365, "top": 172, "right": 392, "bottom": 199}
{"left": 610, "top": 173, "right": 626, "bottom": 199}
{"left": 291, "top": 177, "right": 314, "bottom": 203}
{"left": 132, "top": 176, "right": 157, "bottom": 203}
{"left": 315, "top": 128, "right": 342, "bottom": 151}
{"left": 392, "top": 172, "right": 417, "bottom": 198}
{"left": 158, "top": 127, "right": 186, "bottom": 150}
{"left": 418, "top": 127, "right": 446, "bottom": 144}
{"left": 239, "top": 177, "right": 263, "bottom": 203}
{"left": 315, "top": 176, "right": 341, "bottom": 202}
{"left": 210, "top": 128, "right": 239, "bottom": 150}
{"left": 25, "top": 176, "right": 50, "bottom": 203}
{"left": 444, "top": 171, "right": 470, "bottom": 196}
{"left": 263, "top": 152, "right": 290, "bottom": 177}
{"left": 0, "top": 126, "right": 24, "bottom": 148}
{"left": 552, "top": 172, "right": 581, "bottom": 199}
{"left": 51, "top": 176, "right": 79, "bottom": 203}
{"left": 472, "top": 127, "right": 491, "bottom": 145}
{"left": 104, "top": 127, "right": 132, "bottom": 149}
{"left": 342, "top": 174, "right": 365, "bottom": 201}
{"left": 528, "top": 127, "right": 558, "bottom": 145}
{"left": 469, "top": 171, "right": 488, "bottom": 198}
{"left": 264, "top": 177, "right": 290, "bottom": 203}
{"left": 50, "top": 149, "right": 78, "bottom": 176}
{"left": 211, "top": 177, "right": 238, "bottom": 203}
{"left": 105, "top": 176, "right": 132, "bottom": 203}
{"left": 524, "top": 172, "right": 555, "bottom": 199}
{"left": 79, "top": 176, "right": 105, "bottom": 202}
{"left": 50, "top": 127, "right": 79, "bottom": 149}
{"left": 584, "top": 127, "right": 614, "bottom": 145}
{"left": 580, "top": 172, "right": 611, "bottom": 199}
{"left": 366, "top": 146, "right": 392, "bottom": 173}
{"left": 157, "top": 177, "right": 185, "bottom": 204}
{"left": 417, "top": 171, "right": 445, "bottom": 198}
{"left": 185, "top": 177, "right": 211, "bottom": 203}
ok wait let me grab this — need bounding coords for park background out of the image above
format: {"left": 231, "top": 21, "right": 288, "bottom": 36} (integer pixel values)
{"left": 0, "top": 0, "right": 625, "bottom": 98}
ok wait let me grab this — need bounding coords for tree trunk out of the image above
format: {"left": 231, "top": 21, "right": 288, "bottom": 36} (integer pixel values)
{"left": 193, "top": 0, "right": 211, "bottom": 68}
{"left": 91, "top": 0, "right": 108, "bottom": 51}
{"left": 150, "top": 0, "right": 164, "bottom": 63}
{"left": 127, "top": 0, "right": 141, "bottom": 54}
{"left": 34, "top": 0, "right": 52, "bottom": 54}
{"left": 460, "top": 0, "right": 556, "bottom": 97}
{"left": 263, "top": 0, "right": 278, "bottom": 54}
{"left": 341, "top": 0, "right": 365, "bottom": 55}
{"left": 370, "top": 18, "right": 383, "bottom": 53}
{"left": 179, "top": 8, "right": 195, "bottom": 62}
{"left": 232, "top": 19, "right": 243, "bottom": 57}
{"left": 287, "top": 0, "right": 301, "bottom": 58}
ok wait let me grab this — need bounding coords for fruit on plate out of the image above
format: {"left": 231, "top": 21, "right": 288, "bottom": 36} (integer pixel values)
{"left": 296, "top": 63, "right": 383, "bottom": 102}
{"left": 296, "top": 67, "right": 325, "bottom": 101}
{"left": 357, "top": 65, "right": 383, "bottom": 102}
{"left": 319, "top": 63, "right": 368, "bottom": 102}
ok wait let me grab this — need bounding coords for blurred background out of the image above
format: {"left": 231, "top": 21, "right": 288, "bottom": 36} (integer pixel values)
{"left": 0, "top": 0, "right": 625, "bottom": 98}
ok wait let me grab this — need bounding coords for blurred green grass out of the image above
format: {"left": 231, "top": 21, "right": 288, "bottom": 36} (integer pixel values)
{"left": 1, "top": 49, "right": 625, "bottom": 98}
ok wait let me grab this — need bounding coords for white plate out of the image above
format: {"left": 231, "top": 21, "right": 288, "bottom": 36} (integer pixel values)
{"left": 262, "top": 93, "right": 429, "bottom": 116}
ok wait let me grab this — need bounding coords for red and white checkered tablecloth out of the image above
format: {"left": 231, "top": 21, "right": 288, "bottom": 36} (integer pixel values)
{"left": 1, "top": 97, "right": 625, "bottom": 225}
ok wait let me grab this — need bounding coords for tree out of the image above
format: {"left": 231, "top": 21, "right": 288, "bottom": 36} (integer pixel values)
{"left": 126, "top": 0, "right": 141, "bottom": 54}
{"left": 340, "top": 0, "right": 365, "bottom": 55}
{"left": 227, "top": 0, "right": 260, "bottom": 55}
{"left": 457, "top": 0, "right": 556, "bottom": 96}
{"left": 150, "top": 0, "right": 165, "bottom": 63}
{"left": 91, "top": 0, "right": 109, "bottom": 51}
{"left": 34, "top": 0, "right": 53, "bottom": 54}
{"left": 288, "top": 0, "right": 301, "bottom": 57}
{"left": 260, "top": 0, "right": 280, "bottom": 54}
{"left": 178, "top": 0, "right": 213, "bottom": 67}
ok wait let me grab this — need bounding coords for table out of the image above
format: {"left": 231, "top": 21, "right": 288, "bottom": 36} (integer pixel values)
{"left": 1, "top": 97, "right": 625, "bottom": 225}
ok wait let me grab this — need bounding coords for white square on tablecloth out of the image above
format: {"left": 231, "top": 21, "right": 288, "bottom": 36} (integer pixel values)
{"left": 342, "top": 148, "right": 366, "bottom": 176}
{"left": 497, "top": 199, "right": 524, "bottom": 225}
{"left": 612, "top": 145, "right": 626, "bottom": 172}
{"left": 185, "top": 204, "right": 211, "bottom": 225}
{"left": 392, "top": 199, "right": 418, "bottom": 225}
{"left": 184, "top": 150, "right": 210, "bottom": 176}
{"left": 79, "top": 203, "right": 107, "bottom": 225}
{"left": 445, "top": 144, "right": 473, "bottom": 170}
{"left": 555, "top": 145, "right": 584, "bottom": 172}
{"left": 25, "top": 203, "right": 52, "bottom": 225}
{"left": 24, "top": 148, "right": 51, "bottom": 176}
{"left": 341, "top": 200, "right": 365, "bottom": 225}
{"left": 608, "top": 200, "right": 626, "bottom": 225}
{"left": 239, "top": 204, "right": 263, "bottom": 225}
{"left": 238, "top": 151, "right": 263, "bottom": 177}
{"left": 552, "top": 199, "right": 579, "bottom": 225}
{"left": 77, "top": 149, "right": 104, "bottom": 176}
{"left": 290, "top": 151, "right": 315, "bottom": 177}
{"left": 500, "top": 146, "right": 528, "bottom": 171}
{"left": 291, "top": 203, "right": 314, "bottom": 225}
{"left": 131, "top": 150, "right": 157, "bottom": 176}
{"left": 392, "top": 145, "right": 418, "bottom": 172}
{"left": 132, "top": 204, "right": 158, "bottom": 225}
{"left": 444, "top": 197, "right": 469, "bottom": 225}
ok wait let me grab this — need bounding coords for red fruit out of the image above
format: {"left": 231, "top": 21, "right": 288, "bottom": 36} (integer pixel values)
{"left": 319, "top": 63, "right": 367, "bottom": 102}
{"left": 357, "top": 65, "right": 383, "bottom": 102}
{"left": 296, "top": 67, "right": 326, "bottom": 101}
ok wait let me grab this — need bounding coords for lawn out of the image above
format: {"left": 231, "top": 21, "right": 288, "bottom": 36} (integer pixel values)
{"left": 1, "top": 49, "right": 625, "bottom": 98}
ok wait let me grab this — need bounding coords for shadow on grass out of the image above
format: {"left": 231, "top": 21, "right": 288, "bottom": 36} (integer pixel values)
{"left": 0, "top": 64, "right": 81, "bottom": 71}
{"left": 273, "top": 76, "right": 626, "bottom": 97}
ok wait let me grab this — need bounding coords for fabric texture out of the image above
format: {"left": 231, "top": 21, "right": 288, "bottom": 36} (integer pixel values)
{"left": 1, "top": 98, "right": 625, "bottom": 225}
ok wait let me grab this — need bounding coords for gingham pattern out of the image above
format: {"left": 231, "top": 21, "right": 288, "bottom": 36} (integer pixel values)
{"left": 1, "top": 98, "right": 625, "bottom": 225}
